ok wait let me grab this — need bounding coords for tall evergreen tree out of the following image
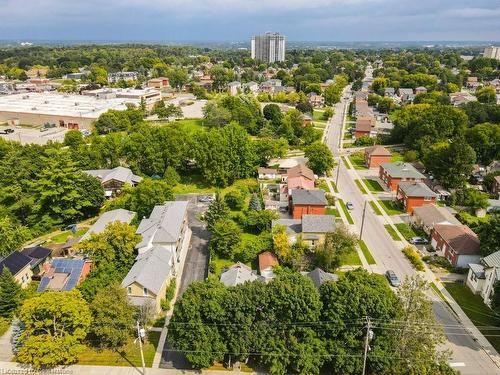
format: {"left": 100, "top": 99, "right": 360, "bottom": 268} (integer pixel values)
{"left": 249, "top": 193, "right": 262, "bottom": 211}
{"left": 205, "top": 193, "right": 230, "bottom": 231}
{"left": 0, "top": 267, "right": 22, "bottom": 318}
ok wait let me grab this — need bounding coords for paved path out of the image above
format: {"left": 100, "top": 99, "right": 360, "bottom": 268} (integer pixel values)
{"left": 0, "top": 326, "right": 13, "bottom": 361}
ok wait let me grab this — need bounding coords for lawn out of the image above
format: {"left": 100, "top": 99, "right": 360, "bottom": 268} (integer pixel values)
{"left": 171, "top": 174, "right": 215, "bottom": 195}
{"left": 210, "top": 257, "right": 236, "bottom": 278}
{"left": 312, "top": 109, "right": 326, "bottom": 121}
{"left": 362, "top": 179, "right": 384, "bottom": 192}
{"left": 390, "top": 152, "right": 405, "bottom": 163}
{"left": 316, "top": 179, "right": 329, "bottom": 192}
{"left": 369, "top": 201, "right": 382, "bottom": 215}
{"left": 49, "top": 228, "right": 88, "bottom": 244}
{"left": 348, "top": 152, "right": 368, "bottom": 170}
{"left": 339, "top": 249, "right": 362, "bottom": 266}
{"left": 354, "top": 179, "right": 367, "bottom": 194}
{"left": 341, "top": 156, "right": 351, "bottom": 169}
{"left": 338, "top": 199, "right": 354, "bottom": 225}
{"left": 444, "top": 282, "right": 500, "bottom": 352}
{"left": 358, "top": 240, "right": 376, "bottom": 265}
{"left": 395, "top": 223, "right": 425, "bottom": 241}
{"left": 77, "top": 331, "right": 161, "bottom": 367}
{"left": 343, "top": 131, "right": 353, "bottom": 140}
{"left": 384, "top": 224, "right": 402, "bottom": 241}
{"left": 330, "top": 181, "right": 339, "bottom": 193}
{"left": 378, "top": 200, "right": 405, "bottom": 215}
{"left": 170, "top": 118, "right": 205, "bottom": 133}
{"left": 326, "top": 207, "right": 340, "bottom": 217}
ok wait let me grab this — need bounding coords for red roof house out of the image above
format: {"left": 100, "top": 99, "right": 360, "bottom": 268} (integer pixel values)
{"left": 431, "top": 224, "right": 480, "bottom": 267}
{"left": 287, "top": 164, "right": 315, "bottom": 192}
{"left": 396, "top": 182, "right": 438, "bottom": 213}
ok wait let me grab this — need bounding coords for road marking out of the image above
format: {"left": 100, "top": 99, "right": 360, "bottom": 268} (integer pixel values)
{"left": 449, "top": 362, "right": 466, "bottom": 367}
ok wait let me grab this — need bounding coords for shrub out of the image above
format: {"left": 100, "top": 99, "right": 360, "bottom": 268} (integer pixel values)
{"left": 325, "top": 193, "right": 336, "bottom": 206}
{"left": 224, "top": 190, "right": 245, "bottom": 210}
{"left": 354, "top": 135, "right": 376, "bottom": 146}
{"left": 402, "top": 246, "right": 424, "bottom": 271}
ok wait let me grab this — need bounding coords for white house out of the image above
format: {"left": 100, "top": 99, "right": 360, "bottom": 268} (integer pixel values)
{"left": 466, "top": 251, "right": 500, "bottom": 306}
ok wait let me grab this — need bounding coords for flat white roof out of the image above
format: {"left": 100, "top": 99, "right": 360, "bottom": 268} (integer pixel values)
{"left": 0, "top": 92, "right": 138, "bottom": 119}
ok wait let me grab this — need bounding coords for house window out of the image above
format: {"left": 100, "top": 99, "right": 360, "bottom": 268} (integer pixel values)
{"left": 143, "top": 287, "right": 148, "bottom": 296}
{"left": 424, "top": 196, "right": 433, "bottom": 201}
{"left": 127, "top": 287, "right": 132, "bottom": 295}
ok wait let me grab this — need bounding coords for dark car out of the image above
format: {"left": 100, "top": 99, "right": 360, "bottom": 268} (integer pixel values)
{"left": 410, "top": 237, "right": 429, "bottom": 245}
{"left": 385, "top": 270, "right": 401, "bottom": 287}
{"left": 346, "top": 202, "right": 354, "bottom": 210}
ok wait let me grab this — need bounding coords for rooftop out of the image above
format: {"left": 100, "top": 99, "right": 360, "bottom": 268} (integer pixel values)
{"left": 291, "top": 189, "right": 327, "bottom": 206}
{"left": 80, "top": 208, "right": 136, "bottom": 242}
{"left": 434, "top": 224, "right": 479, "bottom": 255}
{"left": 305, "top": 268, "right": 338, "bottom": 288}
{"left": 220, "top": 263, "right": 259, "bottom": 287}
{"left": 365, "top": 145, "right": 391, "bottom": 157}
{"left": 381, "top": 162, "right": 426, "bottom": 179}
{"left": 258, "top": 251, "right": 279, "bottom": 272}
{"left": 0, "top": 251, "right": 32, "bottom": 276}
{"left": 398, "top": 182, "right": 437, "bottom": 198}
{"left": 287, "top": 163, "right": 315, "bottom": 181}
{"left": 482, "top": 251, "right": 500, "bottom": 268}
{"left": 84, "top": 166, "right": 143, "bottom": 185}
{"left": 412, "top": 204, "right": 460, "bottom": 227}
{"left": 272, "top": 218, "right": 302, "bottom": 235}
{"left": 37, "top": 258, "right": 90, "bottom": 292}
{"left": 302, "top": 214, "right": 335, "bottom": 233}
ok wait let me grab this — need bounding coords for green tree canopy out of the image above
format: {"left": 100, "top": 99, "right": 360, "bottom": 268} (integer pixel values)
{"left": 305, "top": 142, "right": 334, "bottom": 175}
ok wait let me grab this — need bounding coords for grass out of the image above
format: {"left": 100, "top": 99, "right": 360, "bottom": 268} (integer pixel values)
{"left": 312, "top": 109, "right": 327, "bottom": 121}
{"left": 369, "top": 201, "right": 383, "bottom": 216}
{"left": 384, "top": 224, "right": 402, "bottom": 241}
{"left": 330, "top": 181, "right": 339, "bottom": 193}
{"left": 316, "top": 179, "right": 329, "bottom": 192}
{"left": 0, "top": 317, "right": 9, "bottom": 337}
{"left": 77, "top": 331, "right": 161, "bottom": 367}
{"left": 394, "top": 223, "right": 419, "bottom": 241}
{"left": 339, "top": 249, "right": 362, "bottom": 266}
{"left": 169, "top": 118, "right": 205, "bottom": 133}
{"left": 341, "top": 156, "right": 351, "bottom": 169}
{"left": 338, "top": 199, "right": 354, "bottom": 225}
{"left": 378, "top": 200, "right": 405, "bottom": 216}
{"left": 210, "top": 257, "right": 236, "bottom": 278}
{"left": 326, "top": 207, "right": 340, "bottom": 216}
{"left": 362, "top": 179, "right": 384, "bottom": 192}
{"left": 444, "top": 282, "right": 500, "bottom": 352}
{"left": 348, "top": 152, "right": 368, "bottom": 170}
{"left": 49, "top": 228, "right": 87, "bottom": 244}
{"left": 358, "top": 240, "right": 376, "bottom": 265}
{"left": 354, "top": 179, "right": 367, "bottom": 194}
{"left": 430, "top": 282, "right": 455, "bottom": 312}
{"left": 390, "top": 152, "right": 405, "bottom": 163}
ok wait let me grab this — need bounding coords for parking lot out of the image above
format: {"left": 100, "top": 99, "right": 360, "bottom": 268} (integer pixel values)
{"left": 0, "top": 125, "right": 68, "bottom": 144}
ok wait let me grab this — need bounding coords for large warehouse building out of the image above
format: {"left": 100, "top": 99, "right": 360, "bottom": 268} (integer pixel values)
{"left": 0, "top": 89, "right": 160, "bottom": 129}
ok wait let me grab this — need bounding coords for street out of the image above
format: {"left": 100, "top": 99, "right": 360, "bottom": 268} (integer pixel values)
{"left": 325, "top": 84, "right": 500, "bottom": 374}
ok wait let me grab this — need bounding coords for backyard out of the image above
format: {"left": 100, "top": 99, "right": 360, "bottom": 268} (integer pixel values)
{"left": 444, "top": 282, "right": 500, "bottom": 352}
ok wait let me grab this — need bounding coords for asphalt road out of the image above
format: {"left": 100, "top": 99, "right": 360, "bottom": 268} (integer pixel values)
{"left": 325, "top": 84, "right": 500, "bottom": 374}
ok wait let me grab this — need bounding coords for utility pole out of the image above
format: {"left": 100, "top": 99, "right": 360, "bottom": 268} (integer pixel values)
{"left": 136, "top": 320, "right": 146, "bottom": 375}
{"left": 359, "top": 200, "right": 368, "bottom": 240}
{"left": 362, "top": 316, "right": 373, "bottom": 375}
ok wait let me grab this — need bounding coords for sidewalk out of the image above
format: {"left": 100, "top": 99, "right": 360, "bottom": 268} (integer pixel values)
{"left": 0, "top": 326, "right": 13, "bottom": 361}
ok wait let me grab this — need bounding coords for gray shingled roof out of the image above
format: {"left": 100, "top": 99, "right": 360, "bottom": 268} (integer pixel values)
{"left": 412, "top": 204, "right": 460, "bottom": 228}
{"left": 398, "top": 182, "right": 437, "bottom": 198}
{"left": 469, "top": 263, "right": 486, "bottom": 279}
{"left": 84, "top": 166, "right": 143, "bottom": 185}
{"left": 272, "top": 219, "right": 302, "bottom": 235}
{"left": 80, "top": 209, "right": 136, "bottom": 241}
{"left": 122, "top": 246, "right": 173, "bottom": 295}
{"left": 381, "top": 162, "right": 426, "bottom": 179}
{"left": 136, "top": 201, "right": 188, "bottom": 249}
{"left": 305, "top": 268, "right": 339, "bottom": 288}
{"left": 302, "top": 215, "right": 335, "bottom": 233}
{"left": 291, "top": 189, "right": 327, "bottom": 206}
{"left": 482, "top": 251, "right": 500, "bottom": 268}
{"left": 220, "top": 263, "right": 259, "bottom": 287}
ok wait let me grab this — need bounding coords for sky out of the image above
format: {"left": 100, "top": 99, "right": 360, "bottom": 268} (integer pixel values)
{"left": 0, "top": 0, "right": 499, "bottom": 42}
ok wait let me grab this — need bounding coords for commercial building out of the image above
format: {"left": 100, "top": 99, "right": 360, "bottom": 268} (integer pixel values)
{"left": 82, "top": 88, "right": 161, "bottom": 109}
{"left": 251, "top": 32, "right": 286, "bottom": 63}
{"left": 484, "top": 46, "right": 500, "bottom": 60}
{"left": 108, "top": 71, "right": 138, "bottom": 83}
{"left": 0, "top": 92, "right": 140, "bottom": 129}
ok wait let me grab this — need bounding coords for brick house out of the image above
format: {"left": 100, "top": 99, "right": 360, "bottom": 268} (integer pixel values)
{"left": 289, "top": 189, "right": 327, "bottom": 219}
{"left": 396, "top": 182, "right": 438, "bottom": 213}
{"left": 354, "top": 116, "right": 376, "bottom": 138}
{"left": 364, "top": 146, "right": 392, "bottom": 168}
{"left": 287, "top": 163, "right": 315, "bottom": 194}
{"left": 379, "top": 162, "right": 426, "bottom": 192}
{"left": 431, "top": 224, "right": 480, "bottom": 268}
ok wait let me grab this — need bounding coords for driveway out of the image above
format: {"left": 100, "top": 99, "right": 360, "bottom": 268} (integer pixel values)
{"left": 160, "top": 194, "right": 211, "bottom": 369}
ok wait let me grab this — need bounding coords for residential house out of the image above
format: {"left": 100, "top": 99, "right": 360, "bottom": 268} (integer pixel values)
{"left": 493, "top": 175, "right": 500, "bottom": 198}
{"left": 259, "top": 79, "right": 282, "bottom": 93}
{"left": 273, "top": 86, "right": 296, "bottom": 94}
{"left": 487, "top": 161, "right": 500, "bottom": 174}
{"left": 228, "top": 81, "right": 241, "bottom": 96}
{"left": 466, "top": 77, "right": 481, "bottom": 90}
{"left": 415, "top": 86, "right": 427, "bottom": 95}
{"left": 84, "top": 166, "right": 143, "bottom": 197}
{"left": 449, "top": 92, "right": 477, "bottom": 106}
{"left": 147, "top": 77, "right": 170, "bottom": 89}
{"left": 364, "top": 145, "right": 392, "bottom": 168}
{"left": 220, "top": 263, "right": 259, "bottom": 287}
{"left": 242, "top": 81, "right": 259, "bottom": 94}
{"left": 272, "top": 214, "right": 335, "bottom": 247}
{"left": 307, "top": 92, "right": 325, "bottom": 107}
{"left": 268, "top": 156, "right": 309, "bottom": 172}
{"left": 467, "top": 251, "right": 500, "bottom": 306}
{"left": 80, "top": 209, "right": 136, "bottom": 242}
{"left": 398, "top": 88, "right": 415, "bottom": 103}
{"left": 304, "top": 268, "right": 338, "bottom": 288}
{"left": 396, "top": 182, "right": 438, "bottom": 213}
{"left": 411, "top": 204, "right": 461, "bottom": 235}
{"left": 258, "top": 168, "right": 283, "bottom": 180}
{"left": 38, "top": 258, "right": 92, "bottom": 292}
{"left": 379, "top": 162, "right": 426, "bottom": 192}
{"left": 122, "top": 246, "right": 175, "bottom": 313}
{"left": 0, "top": 251, "right": 33, "bottom": 289}
{"left": 431, "top": 224, "right": 480, "bottom": 267}
{"left": 108, "top": 71, "right": 138, "bottom": 84}
{"left": 259, "top": 251, "right": 279, "bottom": 281}
{"left": 289, "top": 190, "right": 327, "bottom": 219}
{"left": 20, "top": 246, "right": 52, "bottom": 278}
{"left": 287, "top": 164, "right": 316, "bottom": 195}
{"left": 135, "top": 201, "right": 190, "bottom": 264}
{"left": 384, "top": 88, "right": 395, "bottom": 97}
{"left": 355, "top": 116, "right": 376, "bottom": 138}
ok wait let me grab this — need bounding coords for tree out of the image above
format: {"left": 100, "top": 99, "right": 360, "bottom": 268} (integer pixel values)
{"left": 466, "top": 123, "right": 500, "bottom": 165}
{"left": 0, "top": 216, "right": 30, "bottom": 257}
{"left": 166, "top": 67, "right": 188, "bottom": 90}
{"left": 205, "top": 193, "right": 230, "bottom": 231}
{"left": 244, "top": 210, "right": 278, "bottom": 234}
{"left": 475, "top": 86, "right": 497, "bottom": 104}
{"left": 127, "top": 179, "right": 174, "bottom": 219}
{"left": 0, "top": 268, "right": 22, "bottom": 318}
{"left": 10, "top": 318, "right": 25, "bottom": 354}
{"left": 423, "top": 138, "right": 476, "bottom": 189}
{"left": 478, "top": 214, "right": 500, "bottom": 256}
{"left": 305, "top": 142, "right": 334, "bottom": 175}
{"left": 209, "top": 219, "right": 242, "bottom": 258}
{"left": 76, "top": 221, "right": 140, "bottom": 272}
{"left": 94, "top": 110, "right": 131, "bottom": 134}
{"left": 89, "top": 284, "right": 134, "bottom": 348}
{"left": 273, "top": 225, "right": 299, "bottom": 266}
{"left": 203, "top": 102, "right": 232, "bottom": 128}
{"left": 263, "top": 104, "right": 283, "bottom": 127}
{"left": 314, "top": 227, "right": 357, "bottom": 272}
{"left": 16, "top": 291, "right": 92, "bottom": 368}
{"left": 164, "top": 166, "right": 181, "bottom": 185}
{"left": 450, "top": 188, "right": 489, "bottom": 210}
{"left": 224, "top": 190, "right": 245, "bottom": 210}
{"left": 249, "top": 193, "right": 262, "bottom": 211}
{"left": 63, "top": 130, "right": 85, "bottom": 148}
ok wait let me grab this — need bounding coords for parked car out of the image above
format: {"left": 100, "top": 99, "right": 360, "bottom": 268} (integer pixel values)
{"left": 410, "top": 237, "right": 428, "bottom": 245}
{"left": 198, "top": 195, "right": 215, "bottom": 203}
{"left": 0, "top": 128, "right": 14, "bottom": 134}
{"left": 385, "top": 270, "right": 401, "bottom": 287}
{"left": 346, "top": 202, "right": 354, "bottom": 210}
